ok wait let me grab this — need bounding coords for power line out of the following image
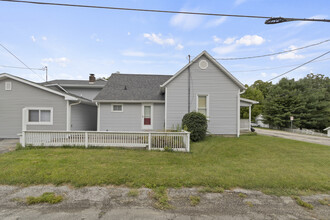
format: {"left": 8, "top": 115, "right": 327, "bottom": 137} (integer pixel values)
{"left": 1, "top": 0, "right": 330, "bottom": 24}
{"left": 0, "top": 43, "right": 45, "bottom": 81}
{"left": 230, "top": 57, "right": 330, "bottom": 73}
{"left": 267, "top": 51, "right": 330, "bottom": 82}
{"left": 214, "top": 39, "right": 330, "bottom": 60}
{"left": 0, "top": 64, "right": 44, "bottom": 70}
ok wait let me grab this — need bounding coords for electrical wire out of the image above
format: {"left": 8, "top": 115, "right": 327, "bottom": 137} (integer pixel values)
{"left": 214, "top": 39, "right": 330, "bottom": 60}
{"left": 0, "top": 43, "right": 45, "bottom": 81}
{"left": 0, "top": 64, "right": 44, "bottom": 70}
{"left": 1, "top": 0, "right": 330, "bottom": 23}
{"left": 267, "top": 51, "right": 330, "bottom": 82}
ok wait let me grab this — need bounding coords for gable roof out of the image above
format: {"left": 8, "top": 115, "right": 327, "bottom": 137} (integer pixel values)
{"left": 94, "top": 73, "right": 172, "bottom": 102}
{"left": 0, "top": 73, "right": 79, "bottom": 101}
{"left": 160, "top": 50, "right": 245, "bottom": 90}
{"left": 42, "top": 79, "right": 107, "bottom": 88}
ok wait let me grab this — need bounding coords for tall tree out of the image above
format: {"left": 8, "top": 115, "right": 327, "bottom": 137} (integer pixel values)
{"left": 251, "top": 80, "right": 273, "bottom": 98}
{"left": 241, "top": 85, "right": 264, "bottom": 120}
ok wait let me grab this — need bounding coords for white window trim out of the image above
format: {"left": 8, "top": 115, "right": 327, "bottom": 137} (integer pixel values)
{"left": 196, "top": 94, "right": 210, "bottom": 118}
{"left": 141, "top": 103, "right": 153, "bottom": 130}
{"left": 111, "top": 104, "right": 123, "bottom": 112}
{"left": 5, "top": 81, "right": 12, "bottom": 91}
{"left": 26, "top": 107, "right": 53, "bottom": 125}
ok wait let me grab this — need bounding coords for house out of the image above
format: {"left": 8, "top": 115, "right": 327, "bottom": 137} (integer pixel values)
{"left": 94, "top": 51, "right": 258, "bottom": 136}
{"left": 324, "top": 127, "right": 330, "bottom": 137}
{"left": 255, "top": 114, "right": 269, "bottom": 128}
{"left": 0, "top": 73, "right": 99, "bottom": 138}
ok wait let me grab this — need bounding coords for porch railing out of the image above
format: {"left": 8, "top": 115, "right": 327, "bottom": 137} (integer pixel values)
{"left": 20, "top": 130, "right": 190, "bottom": 152}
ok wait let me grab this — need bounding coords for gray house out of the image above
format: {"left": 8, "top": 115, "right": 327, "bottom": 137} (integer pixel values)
{"left": 94, "top": 51, "right": 257, "bottom": 136}
{"left": 0, "top": 73, "right": 99, "bottom": 138}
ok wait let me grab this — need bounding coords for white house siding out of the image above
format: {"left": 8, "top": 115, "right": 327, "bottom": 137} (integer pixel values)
{"left": 65, "top": 88, "right": 102, "bottom": 100}
{"left": 71, "top": 103, "right": 97, "bottom": 131}
{"left": 0, "top": 79, "right": 67, "bottom": 138}
{"left": 166, "top": 54, "right": 240, "bottom": 135}
{"left": 99, "top": 103, "right": 165, "bottom": 131}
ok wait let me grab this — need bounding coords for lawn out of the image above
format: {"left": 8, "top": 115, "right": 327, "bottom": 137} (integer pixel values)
{"left": 0, "top": 134, "right": 329, "bottom": 195}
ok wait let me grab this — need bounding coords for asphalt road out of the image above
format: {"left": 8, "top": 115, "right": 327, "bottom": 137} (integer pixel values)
{"left": 255, "top": 128, "right": 330, "bottom": 146}
{"left": 0, "top": 186, "right": 329, "bottom": 220}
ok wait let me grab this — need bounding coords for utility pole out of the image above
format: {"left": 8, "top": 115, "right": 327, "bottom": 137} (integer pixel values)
{"left": 188, "top": 55, "right": 191, "bottom": 113}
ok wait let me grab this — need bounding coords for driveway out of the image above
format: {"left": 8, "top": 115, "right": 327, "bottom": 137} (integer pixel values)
{"left": 255, "top": 128, "right": 330, "bottom": 146}
{"left": 0, "top": 139, "right": 18, "bottom": 154}
{"left": 0, "top": 186, "right": 329, "bottom": 220}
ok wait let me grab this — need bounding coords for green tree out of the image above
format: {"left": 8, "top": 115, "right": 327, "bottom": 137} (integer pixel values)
{"left": 251, "top": 80, "right": 273, "bottom": 98}
{"left": 241, "top": 85, "right": 264, "bottom": 120}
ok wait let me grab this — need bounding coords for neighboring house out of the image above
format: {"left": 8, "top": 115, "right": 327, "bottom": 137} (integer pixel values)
{"left": 255, "top": 114, "right": 269, "bottom": 128}
{"left": 0, "top": 73, "right": 97, "bottom": 138}
{"left": 94, "top": 51, "right": 258, "bottom": 136}
{"left": 324, "top": 127, "right": 330, "bottom": 137}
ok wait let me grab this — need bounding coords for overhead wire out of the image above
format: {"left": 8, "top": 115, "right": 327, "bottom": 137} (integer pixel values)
{"left": 0, "top": 64, "right": 44, "bottom": 70}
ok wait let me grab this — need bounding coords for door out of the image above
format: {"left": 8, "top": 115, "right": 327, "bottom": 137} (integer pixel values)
{"left": 142, "top": 104, "right": 153, "bottom": 130}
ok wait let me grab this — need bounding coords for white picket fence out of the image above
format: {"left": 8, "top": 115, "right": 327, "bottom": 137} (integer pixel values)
{"left": 20, "top": 130, "right": 190, "bottom": 152}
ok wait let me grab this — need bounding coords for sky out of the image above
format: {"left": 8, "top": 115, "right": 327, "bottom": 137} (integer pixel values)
{"left": 0, "top": 0, "right": 329, "bottom": 85}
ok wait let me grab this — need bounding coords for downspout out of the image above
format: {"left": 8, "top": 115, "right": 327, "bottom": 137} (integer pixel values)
{"left": 188, "top": 55, "right": 191, "bottom": 113}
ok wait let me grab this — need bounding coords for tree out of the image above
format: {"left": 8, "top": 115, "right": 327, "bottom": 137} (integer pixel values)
{"left": 251, "top": 80, "right": 273, "bottom": 98}
{"left": 241, "top": 85, "right": 264, "bottom": 120}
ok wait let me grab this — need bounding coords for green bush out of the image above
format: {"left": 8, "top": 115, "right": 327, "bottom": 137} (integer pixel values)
{"left": 182, "top": 112, "right": 207, "bottom": 142}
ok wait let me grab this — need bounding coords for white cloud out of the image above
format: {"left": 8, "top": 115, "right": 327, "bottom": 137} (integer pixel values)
{"left": 236, "top": 35, "right": 265, "bottom": 46}
{"left": 296, "top": 15, "right": 328, "bottom": 27}
{"left": 261, "top": 72, "right": 267, "bottom": 77}
{"left": 170, "top": 8, "right": 204, "bottom": 30}
{"left": 42, "top": 57, "right": 70, "bottom": 67}
{"left": 31, "top": 36, "right": 36, "bottom": 42}
{"left": 235, "top": 0, "right": 247, "bottom": 6}
{"left": 41, "top": 36, "right": 47, "bottom": 41}
{"left": 143, "top": 33, "right": 175, "bottom": 46}
{"left": 122, "top": 50, "right": 145, "bottom": 57}
{"left": 212, "top": 35, "right": 221, "bottom": 43}
{"left": 224, "top": 37, "right": 236, "bottom": 45}
{"left": 275, "top": 46, "right": 305, "bottom": 60}
{"left": 212, "top": 44, "right": 238, "bottom": 55}
{"left": 91, "top": 33, "right": 102, "bottom": 42}
{"left": 175, "top": 44, "right": 184, "bottom": 50}
{"left": 127, "top": 32, "right": 131, "bottom": 36}
{"left": 206, "top": 17, "right": 227, "bottom": 28}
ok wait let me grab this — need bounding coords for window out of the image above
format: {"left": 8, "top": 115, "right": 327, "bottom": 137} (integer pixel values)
{"left": 5, "top": 82, "right": 12, "bottom": 91}
{"left": 27, "top": 108, "right": 53, "bottom": 125}
{"left": 112, "top": 104, "right": 123, "bottom": 112}
{"left": 197, "top": 95, "right": 208, "bottom": 117}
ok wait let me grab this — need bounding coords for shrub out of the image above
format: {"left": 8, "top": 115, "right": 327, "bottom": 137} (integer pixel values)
{"left": 182, "top": 112, "right": 207, "bottom": 142}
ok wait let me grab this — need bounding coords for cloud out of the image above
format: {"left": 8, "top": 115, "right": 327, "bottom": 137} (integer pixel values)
{"left": 261, "top": 72, "right": 267, "bottom": 77}
{"left": 143, "top": 33, "right": 176, "bottom": 46}
{"left": 41, "top": 36, "right": 47, "bottom": 41}
{"left": 236, "top": 35, "right": 265, "bottom": 46}
{"left": 122, "top": 50, "right": 145, "bottom": 57}
{"left": 296, "top": 15, "right": 328, "bottom": 27}
{"left": 274, "top": 46, "right": 305, "bottom": 60}
{"left": 42, "top": 57, "right": 70, "bottom": 67}
{"left": 224, "top": 37, "right": 236, "bottom": 45}
{"left": 170, "top": 8, "right": 204, "bottom": 30}
{"left": 206, "top": 17, "right": 227, "bottom": 28}
{"left": 175, "top": 44, "right": 184, "bottom": 50}
{"left": 212, "top": 44, "right": 238, "bottom": 55}
{"left": 31, "top": 36, "right": 36, "bottom": 42}
{"left": 127, "top": 32, "right": 131, "bottom": 36}
{"left": 91, "top": 33, "right": 102, "bottom": 42}
{"left": 235, "top": 0, "right": 247, "bottom": 6}
{"left": 212, "top": 36, "right": 221, "bottom": 43}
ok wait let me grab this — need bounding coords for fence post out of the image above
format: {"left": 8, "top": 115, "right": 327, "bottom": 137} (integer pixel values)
{"left": 148, "top": 132, "right": 151, "bottom": 150}
{"left": 85, "top": 132, "right": 88, "bottom": 148}
{"left": 22, "top": 131, "right": 26, "bottom": 148}
{"left": 187, "top": 132, "right": 190, "bottom": 152}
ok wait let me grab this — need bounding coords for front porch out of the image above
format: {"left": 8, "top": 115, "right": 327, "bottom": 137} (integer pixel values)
{"left": 240, "top": 98, "right": 259, "bottom": 132}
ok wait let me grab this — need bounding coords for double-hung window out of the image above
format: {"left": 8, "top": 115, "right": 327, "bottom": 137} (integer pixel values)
{"left": 197, "top": 95, "right": 208, "bottom": 117}
{"left": 27, "top": 108, "right": 53, "bottom": 125}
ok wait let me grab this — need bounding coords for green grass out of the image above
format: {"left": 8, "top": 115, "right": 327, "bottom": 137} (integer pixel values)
{"left": 26, "top": 192, "right": 63, "bottom": 205}
{"left": 0, "top": 135, "right": 329, "bottom": 196}
{"left": 318, "top": 198, "right": 329, "bottom": 205}
{"left": 152, "top": 187, "right": 171, "bottom": 209}
{"left": 292, "top": 196, "right": 314, "bottom": 210}
{"left": 239, "top": 193, "right": 247, "bottom": 198}
{"left": 189, "top": 195, "right": 200, "bottom": 206}
{"left": 127, "top": 189, "right": 139, "bottom": 197}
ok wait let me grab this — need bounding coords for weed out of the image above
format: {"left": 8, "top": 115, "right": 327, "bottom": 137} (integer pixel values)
{"left": 292, "top": 196, "right": 313, "bottom": 210}
{"left": 245, "top": 201, "right": 254, "bottom": 207}
{"left": 199, "top": 186, "right": 224, "bottom": 193}
{"left": 152, "top": 187, "right": 172, "bottom": 210}
{"left": 127, "top": 189, "right": 139, "bottom": 197}
{"left": 239, "top": 193, "right": 247, "bottom": 198}
{"left": 26, "top": 192, "right": 63, "bottom": 205}
{"left": 163, "top": 146, "right": 174, "bottom": 152}
{"left": 189, "top": 195, "right": 200, "bottom": 206}
{"left": 318, "top": 198, "right": 329, "bottom": 205}
{"left": 15, "top": 143, "right": 23, "bottom": 151}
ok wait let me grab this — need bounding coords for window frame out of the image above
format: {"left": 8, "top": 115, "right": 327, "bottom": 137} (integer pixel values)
{"left": 26, "top": 107, "right": 53, "bottom": 125}
{"left": 111, "top": 104, "right": 123, "bottom": 112}
{"left": 5, "top": 81, "right": 12, "bottom": 91}
{"left": 196, "top": 94, "right": 209, "bottom": 118}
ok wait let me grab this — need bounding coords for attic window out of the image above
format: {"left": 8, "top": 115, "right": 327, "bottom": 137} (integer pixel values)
{"left": 5, "top": 82, "right": 12, "bottom": 91}
{"left": 199, "top": 60, "right": 208, "bottom": 70}
{"left": 112, "top": 104, "right": 123, "bottom": 112}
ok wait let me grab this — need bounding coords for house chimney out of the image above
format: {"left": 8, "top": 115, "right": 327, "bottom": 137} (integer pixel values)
{"left": 89, "top": 74, "right": 95, "bottom": 84}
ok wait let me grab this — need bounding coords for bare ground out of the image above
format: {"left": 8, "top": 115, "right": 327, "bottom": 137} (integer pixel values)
{"left": 0, "top": 186, "right": 329, "bottom": 220}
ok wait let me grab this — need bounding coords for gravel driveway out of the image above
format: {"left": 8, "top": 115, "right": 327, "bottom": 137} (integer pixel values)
{"left": 255, "top": 128, "right": 330, "bottom": 146}
{"left": 0, "top": 139, "right": 18, "bottom": 154}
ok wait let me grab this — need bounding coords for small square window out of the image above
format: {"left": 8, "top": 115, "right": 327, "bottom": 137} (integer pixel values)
{"left": 112, "top": 104, "right": 123, "bottom": 112}
{"left": 5, "top": 82, "right": 12, "bottom": 91}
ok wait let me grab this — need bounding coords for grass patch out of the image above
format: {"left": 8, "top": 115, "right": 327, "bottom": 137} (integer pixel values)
{"left": 26, "top": 192, "right": 63, "bottom": 205}
{"left": 152, "top": 187, "right": 171, "bottom": 210}
{"left": 292, "top": 196, "right": 313, "bottom": 210}
{"left": 189, "top": 195, "right": 200, "bottom": 206}
{"left": 238, "top": 193, "right": 247, "bottom": 198}
{"left": 199, "top": 186, "right": 224, "bottom": 193}
{"left": 245, "top": 201, "right": 254, "bottom": 207}
{"left": 127, "top": 189, "right": 139, "bottom": 197}
{"left": 0, "top": 136, "right": 329, "bottom": 196}
{"left": 318, "top": 198, "right": 329, "bottom": 205}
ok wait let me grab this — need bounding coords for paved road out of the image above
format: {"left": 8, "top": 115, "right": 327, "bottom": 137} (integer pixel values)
{"left": 255, "top": 128, "right": 330, "bottom": 146}
{"left": 0, "top": 186, "right": 329, "bottom": 220}
{"left": 0, "top": 139, "right": 18, "bottom": 154}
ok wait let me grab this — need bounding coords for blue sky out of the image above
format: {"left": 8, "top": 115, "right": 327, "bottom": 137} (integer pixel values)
{"left": 0, "top": 0, "right": 329, "bottom": 85}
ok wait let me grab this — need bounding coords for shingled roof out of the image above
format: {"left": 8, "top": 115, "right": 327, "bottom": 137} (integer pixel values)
{"left": 94, "top": 73, "right": 172, "bottom": 102}
{"left": 42, "top": 79, "right": 107, "bottom": 87}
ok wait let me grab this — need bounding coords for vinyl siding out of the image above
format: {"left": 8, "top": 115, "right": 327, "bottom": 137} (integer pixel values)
{"left": 99, "top": 103, "right": 165, "bottom": 131}
{"left": 71, "top": 103, "right": 97, "bottom": 131}
{"left": 65, "top": 88, "right": 102, "bottom": 100}
{"left": 166, "top": 54, "right": 239, "bottom": 134}
{"left": 0, "top": 79, "right": 67, "bottom": 138}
